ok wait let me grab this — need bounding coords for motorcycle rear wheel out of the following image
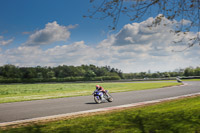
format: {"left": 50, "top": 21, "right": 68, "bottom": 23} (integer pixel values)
{"left": 106, "top": 93, "right": 113, "bottom": 102}
{"left": 107, "top": 97, "right": 113, "bottom": 102}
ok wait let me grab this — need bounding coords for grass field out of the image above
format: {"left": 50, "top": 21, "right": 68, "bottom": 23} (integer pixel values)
{"left": 1, "top": 95, "right": 200, "bottom": 133}
{"left": 0, "top": 82, "right": 181, "bottom": 103}
{"left": 182, "top": 79, "right": 200, "bottom": 81}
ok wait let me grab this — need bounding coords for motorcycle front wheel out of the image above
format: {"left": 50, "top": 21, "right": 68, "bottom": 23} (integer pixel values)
{"left": 94, "top": 96, "right": 101, "bottom": 104}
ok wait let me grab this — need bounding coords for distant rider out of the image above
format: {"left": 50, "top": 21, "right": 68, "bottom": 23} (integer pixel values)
{"left": 176, "top": 76, "right": 182, "bottom": 83}
{"left": 95, "top": 85, "right": 108, "bottom": 96}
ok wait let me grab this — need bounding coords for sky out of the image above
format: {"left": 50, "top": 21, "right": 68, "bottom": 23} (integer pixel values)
{"left": 0, "top": 0, "right": 199, "bottom": 73}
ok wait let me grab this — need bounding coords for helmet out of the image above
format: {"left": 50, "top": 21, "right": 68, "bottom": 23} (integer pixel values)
{"left": 96, "top": 85, "right": 100, "bottom": 89}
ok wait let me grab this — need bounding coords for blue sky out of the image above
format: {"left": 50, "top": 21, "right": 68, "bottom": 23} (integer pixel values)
{"left": 0, "top": 1, "right": 103, "bottom": 44}
{"left": 0, "top": 0, "right": 199, "bottom": 73}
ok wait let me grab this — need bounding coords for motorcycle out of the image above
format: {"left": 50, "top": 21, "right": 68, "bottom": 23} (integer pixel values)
{"left": 176, "top": 77, "right": 182, "bottom": 83}
{"left": 93, "top": 90, "right": 113, "bottom": 104}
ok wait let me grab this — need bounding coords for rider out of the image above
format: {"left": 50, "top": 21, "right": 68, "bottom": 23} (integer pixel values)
{"left": 176, "top": 76, "right": 182, "bottom": 83}
{"left": 96, "top": 85, "right": 108, "bottom": 96}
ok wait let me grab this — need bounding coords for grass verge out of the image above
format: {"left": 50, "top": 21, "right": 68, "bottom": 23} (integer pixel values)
{"left": 1, "top": 95, "right": 200, "bottom": 133}
{"left": 0, "top": 82, "right": 181, "bottom": 103}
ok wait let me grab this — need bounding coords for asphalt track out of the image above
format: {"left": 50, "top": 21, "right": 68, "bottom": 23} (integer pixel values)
{"left": 0, "top": 81, "right": 200, "bottom": 124}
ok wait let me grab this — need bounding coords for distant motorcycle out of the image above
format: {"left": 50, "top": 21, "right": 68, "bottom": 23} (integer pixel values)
{"left": 176, "top": 77, "right": 182, "bottom": 83}
{"left": 93, "top": 90, "right": 113, "bottom": 104}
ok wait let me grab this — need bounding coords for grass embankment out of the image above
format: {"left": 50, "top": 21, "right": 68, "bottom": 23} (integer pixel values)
{"left": 0, "top": 82, "right": 180, "bottom": 103}
{"left": 1, "top": 95, "right": 200, "bottom": 133}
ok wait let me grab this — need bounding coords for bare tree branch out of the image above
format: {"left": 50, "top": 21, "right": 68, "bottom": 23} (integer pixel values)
{"left": 86, "top": 0, "right": 200, "bottom": 48}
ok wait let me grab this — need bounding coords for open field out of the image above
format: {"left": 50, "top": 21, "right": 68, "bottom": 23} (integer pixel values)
{"left": 1, "top": 95, "right": 200, "bottom": 132}
{"left": 0, "top": 82, "right": 181, "bottom": 103}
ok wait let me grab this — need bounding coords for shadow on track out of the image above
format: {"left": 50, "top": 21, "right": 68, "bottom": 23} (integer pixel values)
{"left": 85, "top": 102, "right": 97, "bottom": 104}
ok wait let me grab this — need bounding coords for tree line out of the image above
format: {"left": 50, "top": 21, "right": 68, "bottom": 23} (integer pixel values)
{"left": 0, "top": 64, "right": 199, "bottom": 83}
{"left": 0, "top": 64, "right": 123, "bottom": 83}
{"left": 123, "top": 67, "right": 200, "bottom": 79}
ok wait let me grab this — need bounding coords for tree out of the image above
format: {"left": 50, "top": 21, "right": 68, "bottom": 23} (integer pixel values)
{"left": 84, "top": 70, "right": 96, "bottom": 79}
{"left": 1, "top": 65, "right": 21, "bottom": 78}
{"left": 194, "top": 67, "right": 200, "bottom": 76}
{"left": 95, "top": 67, "right": 108, "bottom": 76}
{"left": 20, "top": 67, "right": 37, "bottom": 79}
{"left": 184, "top": 67, "right": 194, "bottom": 76}
{"left": 47, "top": 71, "right": 55, "bottom": 78}
{"left": 87, "top": 0, "right": 200, "bottom": 48}
{"left": 37, "top": 72, "right": 43, "bottom": 78}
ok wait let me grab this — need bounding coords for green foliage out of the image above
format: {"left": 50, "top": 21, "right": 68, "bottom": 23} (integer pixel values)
{"left": 123, "top": 66, "right": 200, "bottom": 79}
{"left": 84, "top": 70, "right": 96, "bottom": 79}
{"left": 0, "top": 64, "right": 123, "bottom": 83}
{"left": 0, "top": 76, "right": 121, "bottom": 83}
{"left": 2, "top": 96, "right": 200, "bottom": 133}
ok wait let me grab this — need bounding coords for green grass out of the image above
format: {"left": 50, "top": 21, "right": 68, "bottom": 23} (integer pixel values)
{"left": 0, "top": 82, "right": 181, "bottom": 103}
{"left": 1, "top": 95, "right": 200, "bottom": 133}
{"left": 182, "top": 79, "right": 200, "bottom": 81}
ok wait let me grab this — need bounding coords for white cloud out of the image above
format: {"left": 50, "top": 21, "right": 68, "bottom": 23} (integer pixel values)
{"left": 0, "top": 36, "right": 14, "bottom": 46}
{"left": 1, "top": 41, "right": 97, "bottom": 67}
{"left": 96, "top": 15, "right": 199, "bottom": 72}
{"left": 1, "top": 16, "right": 199, "bottom": 72}
{"left": 23, "top": 21, "right": 77, "bottom": 46}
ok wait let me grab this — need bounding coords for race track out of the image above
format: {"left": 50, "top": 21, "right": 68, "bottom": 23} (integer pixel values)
{"left": 0, "top": 81, "right": 200, "bottom": 124}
